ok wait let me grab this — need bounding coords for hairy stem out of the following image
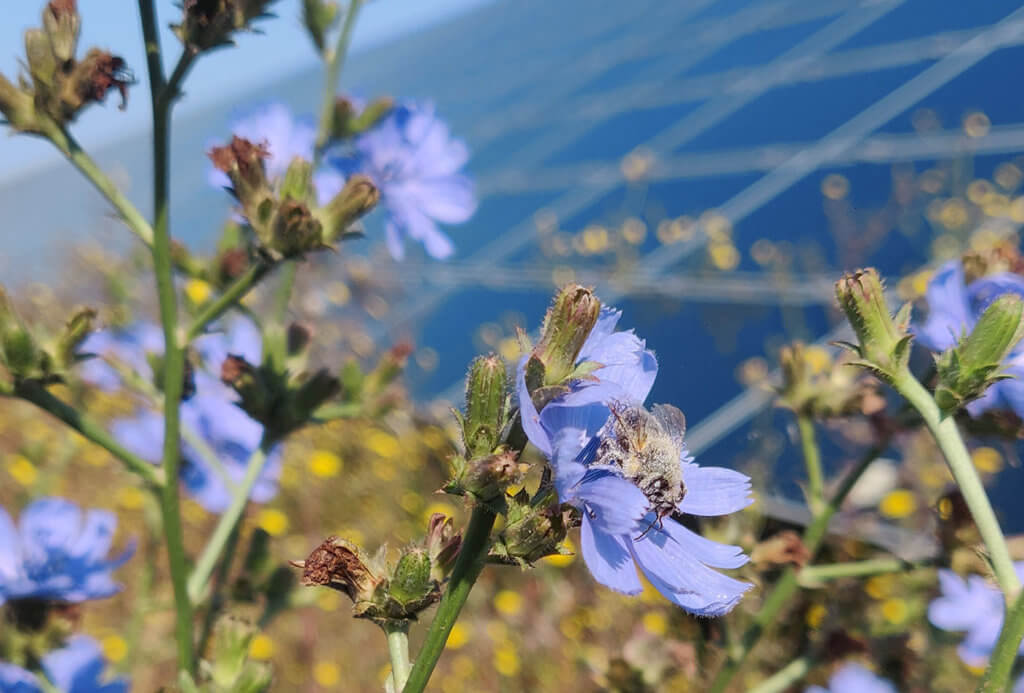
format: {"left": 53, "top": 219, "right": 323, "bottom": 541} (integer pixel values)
{"left": 708, "top": 442, "right": 887, "bottom": 693}
{"left": 892, "top": 371, "right": 1020, "bottom": 598}
{"left": 137, "top": 0, "right": 194, "bottom": 672}
{"left": 385, "top": 623, "right": 412, "bottom": 691}
{"left": 402, "top": 504, "right": 497, "bottom": 693}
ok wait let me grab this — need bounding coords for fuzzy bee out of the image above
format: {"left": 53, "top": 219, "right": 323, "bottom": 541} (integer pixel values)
{"left": 591, "top": 402, "right": 688, "bottom": 536}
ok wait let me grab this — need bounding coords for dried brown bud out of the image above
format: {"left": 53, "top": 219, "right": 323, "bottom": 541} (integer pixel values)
{"left": 291, "top": 536, "right": 381, "bottom": 603}
{"left": 220, "top": 354, "right": 254, "bottom": 387}
{"left": 751, "top": 530, "right": 810, "bottom": 568}
{"left": 70, "top": 50, "right": 130, "bottom": 112}
{"left": 217, "top": 248, "right": 250, "bottom": 281}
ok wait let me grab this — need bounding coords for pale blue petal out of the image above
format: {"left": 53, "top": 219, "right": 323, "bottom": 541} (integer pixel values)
{"left": 678, "top": 462, "right": 753, "bottom": 516}
{"left": 915, "top": 260, "right": 971, "bottom": 352}
{"left": 579, "top": 515, "right": 641, "bottom": 595}
{"left": 660, "top": 518, "right": 748, "bottom": 570}
{"left": 576, "top": 470, "right": 647, "bottom": 534}
{"left": 515, "top": 355, "right": 550, "bottom": 456}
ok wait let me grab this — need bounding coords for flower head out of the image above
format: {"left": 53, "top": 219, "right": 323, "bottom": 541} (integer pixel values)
{"left": 327, "top": 101, "right": 476, "bottom": 260}
{"left": 0, "top": 635, "right": 128, "bottom": 692}
{"left": 928, "top": 564, "right": 1024, "bottom": 666}
{"left": 517, "top": 307, "right": 752, "bottom": 615}
{"left": 0, "top": 499, "right": 131, "bottom": 605}
{"left": 77, "top": 322, "right": 163, "bottom": 391}
{"left": 915, "top": 260, "right": 1024, "bottom": 417}
{"left": 805, "top": 663, "right": 897, "bottom": 693}
{"left": 107, "top": 317, "right": 282, "bottom": 513}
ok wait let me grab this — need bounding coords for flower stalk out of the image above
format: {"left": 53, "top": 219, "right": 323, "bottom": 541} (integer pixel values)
{"left": 386, "top": 623, "right": 412, "bottom": 691}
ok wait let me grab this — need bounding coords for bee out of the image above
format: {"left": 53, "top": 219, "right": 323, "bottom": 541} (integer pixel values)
{"left": 592, "top": 402, "right": 687, "bottom": 536}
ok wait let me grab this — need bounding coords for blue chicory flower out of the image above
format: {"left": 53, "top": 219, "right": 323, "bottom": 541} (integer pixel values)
{"left": 915, "top": 260, "right": 1024, "bottom": 416}
{"left": 805, "top": 662, "right": 897, "bottom": 693}
{"left": 928, "top": 564, "right": 1024, "bottom": 666}
{"left": 77, "top": 322, "right": 164, "bottom": 392}
{"left": 327, "top": 101, "right": 476, "bottom": 260}
{"left": 87, "top": 317, "right": 281, "bottom": 514}
{"left": 0, "top": 635, "right": 128, "bottom": 693}
{"left": 0, "top": 498, "right": 131, "bottom": 605}
{"left": 517, "top": 307, "right": 752, "bottom": 616}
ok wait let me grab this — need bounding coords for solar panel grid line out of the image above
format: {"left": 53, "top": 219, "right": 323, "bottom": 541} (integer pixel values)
{"left": 472, "top": 0, "right": 863, "bottom": 140}
{"left": 368, "top": 263, "right": 838, "bottom": 304}
{"left": 495, "top": 22, "right": 1024, "bottom": 135}
{"left": 372, "top": 0, "right": 904, "bottom": 342}
{"left": 639, "top": 4, "right": 1024, "bottom": 280}
{"left": 479, "top": 123, "right": 1024, "bottom": 194}
{"left": 470, "top": 0, "right": 813, "bottom": 170}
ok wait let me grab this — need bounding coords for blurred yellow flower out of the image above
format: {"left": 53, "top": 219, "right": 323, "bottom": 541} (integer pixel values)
{"left": 314, "top": 661, "right": 341, "bottom": 687}
{"left": 494, "top": 642, "right": 520, "bottom": 677}
{"left": 879, "top": 489, "right": 917, "bottom": 519}
{"left": 642, "top": 610, "right": 668, "bottom": 636}
{"left": 101, "top": 634, "right": 128, "bottom": 663}
{"left": 309, "top": 450, "right": 343, "bottom": 478}
{"left": 493, "top": 590, "right": 523, "bottom": 616}
{"left": 446, "top": 622, "right": 470, "bottom": 650}
{"left": 248, "top": 634, "right": 274, "bottom": 660}
{"left": 6, "top": 455, "right": 37, "bottom": 487}
{"left": 258, "top": 508, "right": 289, "bottom": 536}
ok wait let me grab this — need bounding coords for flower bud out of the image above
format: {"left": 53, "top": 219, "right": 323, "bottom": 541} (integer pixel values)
{"left": 52, "top": 306, "right": 96, "bottom": 371}
{"left": 271, "top": 198, "right": 324, "bottom": 257}
{"left": 462, "top": 354, "right": 508, "bottom": 458}
{"left": 203, "top": 616, "right": 273, "bottom": 693}
{"left": 935, "top": 294, "right": 1024, "bottom": 415}
{"left": 776, "top": 342, "right": 880, "bottom": 419}
{"left": 210, "top": 137, "right": 275, "bottom": 237}
{"left": 173, "top": 0, "right": 278, "bottom": 52}
{"left": 279, "top": 156, "right": 314, "bottom": 202}
{"left": 0, "top": 288, "right": 44, "bottom": 380}
{"left": 320, "top": 174, "right": 379, "bottom": 243}
{"left": 834, "top": 268, "right": 912, "bottom": 382}
{"left": 424, "top": 513, "right": 461, "bottom": 581}
{"left": 331, "top": 95, "right": 394, "bottom": 139}
{"left": 389, "top": 547, "right": 433, "bottom": 607}
{"left": 449, "top": 450, "right": 524, "bottom": 501}
{"left": 0, "top": 75, "right": 39, "bottom": 133}
{"left": 25, "top": 28, "right": 58, "bottom": 92}
{"left": 532, "top": 284, "right": 601, "bottom": 386}
{"left": 43, "top": 0, "right": 80, "bottom": 64}
{"left": 302, "top": 0, "right": 338, "bottom": 53}
{"left": 490, "top": 489, "right": 571, "bottom": 567}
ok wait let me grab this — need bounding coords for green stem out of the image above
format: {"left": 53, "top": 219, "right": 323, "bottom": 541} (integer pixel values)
{"left": 797, "top": 558, "right": 921, "bottom": 586}
{"left": 979, "top": 587, "right": 1024, "bottom": 692}
{"left": 183, "top": 261, "right": 272, "bottom": 344}
{"left": 402, "top": 504, "right": 497, "bottom": 693}
{"left": 187, "top": 446, "right": 269, "bottom": 602}
{"left": 745, "top": 656, "right": 814, "bottom": 693}
{"left": 385, "top": 623, "right": 412, "bottom": 691}
{"left": 41, "top": 121, "right": 154, "bottom": 247}
{"left": 137, "top": 0, "right": 194, "bottom": 672}
{"left": 708, "top": 442, "right": 887, "bottom": 693}
{"left": 892, "top": 371, "right": 1020, "bottom": 597}
{"left": 4, "top": 381, "right": 162, "bottom": 487}
{"left": 197, "top": 525, "right": 243, "bottom": 658}
{"left": 796, "top": 414, "right": 824, "bottom": 514}
{"left": 314, "top": 0, "right": 364, "bottom": 155}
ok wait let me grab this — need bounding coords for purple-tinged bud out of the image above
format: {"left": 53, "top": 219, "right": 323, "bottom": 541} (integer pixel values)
{"left": 462, "top": 354, "right": 508, "bottom": 458}
{"left": 533, "top": 284, "right": 601, "bottom": 386}
{"left": 302, "top": 0, "right": 338, "bottom": 54}
{"left": 43, "top": 0, "right": 80, "bottom": 64}
{"left": 209, "top": 136, "right": 275, "bottom": 240}
{"left": 935, "top": 294, "right": 1024, "bottom": 416}
{"left": 320, "top": 174, "right": 379, "bottom": 243}
{"left": 424, "top": 513, "right": 461, "bottom": 581}
{"left": 834, "top": 268, "right": 912, "bottom": 382}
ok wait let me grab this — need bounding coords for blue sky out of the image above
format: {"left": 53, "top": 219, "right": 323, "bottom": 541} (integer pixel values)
{"left": 0, "top": 0, "right": 491, "bottom": 181}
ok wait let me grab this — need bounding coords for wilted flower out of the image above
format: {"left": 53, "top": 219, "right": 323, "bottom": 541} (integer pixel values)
{"left": 0, "top": 498, "right": 131, "bottom": 605}
{"left": 518, "top": 306, "right": 752, "bottom": 615}
{"left": 916, "top": 260, "right": 1024, "bottom": 417}
{"left": 208, "top": 103, "right": 343, "bottom": 204}
{"left": 102, "top": 318, "right": 282, "bottom": 513}
{"left": 928, "top": 564, "right": 1024, "bottom": 666}
{"left": 0, "top": 635, "right": 129, "bottom": 692}
{"left": 327, "top": 101, "right": 476, "bottom": 260}
{"left": 805, "top": 662, "right": 896, "bottom": 693}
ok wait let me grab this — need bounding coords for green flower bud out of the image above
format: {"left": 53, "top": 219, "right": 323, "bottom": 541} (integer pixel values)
{"left": 389, "top": 548, "right": 433, "bottom": 606}
{"left": 0, "top": 75, "right": 40, "bottom": 133}
{"left": 43, "top": 0, "right": 80, "bottom": 64}
{"left": 533, "top": 284, "right": 601, "bottom": 386}
{"left": 202, "top": 617, "right": 272, "bottom": 693}
{"left": 834, "top": 268, "right": 912, "bottom": 382}
{"left": 490, "top": 488, "right": 571, "bottom": 567}
{"left": 25, "top": 28, "right": 58, "bottom": 92}
{"left": 935, "top": 294, "right": 1024, "bottom": 416}
{"left": 319, "top": 174, "right": 379, "bottom": 243}
{"left": 52, "top": 306, "right": 95, "bottom": 372}
{"left": 279, "top": 156, "right": 315, "bottom": 203}
{"left": 462, "top": 354, "right": 508, "bottom": 458}
{"left": 302, "top": 0, "right": 338, "bottom": 53}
